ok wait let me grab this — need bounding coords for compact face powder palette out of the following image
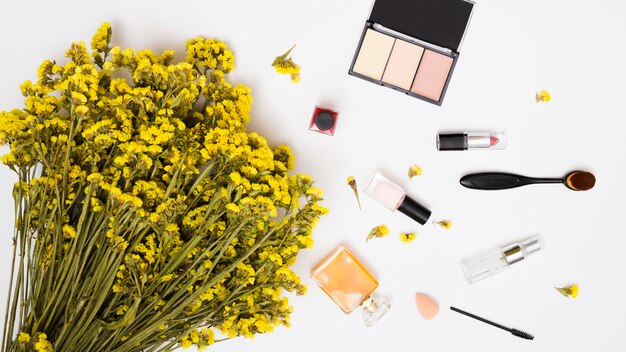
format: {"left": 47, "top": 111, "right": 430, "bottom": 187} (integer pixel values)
{"left": 349, "top": 0, "right": 475, "bottom": 105}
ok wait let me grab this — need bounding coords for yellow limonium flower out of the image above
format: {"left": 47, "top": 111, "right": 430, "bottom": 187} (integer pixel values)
{"left": 91, "top": 22, "right": 111, "bottom": 52}
{"left": 34, "top": 333, "right": 52, "bottom": 352}
{"left": 366, "top": 225, "right": 389, "bottom": 242}
{"left": 408, "top": 165, "right": 422, "bottom": 179}
{"left": 399, "top": 232, "right": 417, "bottom": 244}
{"left": 433, "top": 220, "right": 452, "bottom": 229}
{"left": 272, "top": 45, "right": 300, "bottom": 83}
{"left": 535, "top": 90, "right": 551, "bottom": 103}
{"left": 179, "top": 336, "right": 193, "bottom": 349}
{"left": 225, "top": 203, "right": 240, "bottom": 213}
{"left": 186, "top": 37, "right": 235, "bottom": 72}
{"left": 62, "top": 224, "right": 77, "bottom": 239}
{"left": 555, "top": 284, "right": 579, "bottom": 298}
{"left": 347, "top": 176, "right": 361, "bottom": 209}
{"left": 17, "top": 332, "right": 30, "bottom": 343}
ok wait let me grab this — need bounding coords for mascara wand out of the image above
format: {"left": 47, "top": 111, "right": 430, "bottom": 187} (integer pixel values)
{"left": 450, "top": 306, "right": 534, "bottom": 340}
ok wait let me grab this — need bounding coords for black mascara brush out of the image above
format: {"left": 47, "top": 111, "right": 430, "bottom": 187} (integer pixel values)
{"left": 450, "top": 306, "right": 534, "bottom": 340}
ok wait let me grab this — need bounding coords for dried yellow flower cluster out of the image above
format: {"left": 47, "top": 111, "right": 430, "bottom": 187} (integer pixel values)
{"left": 1, "top": 23, "right": 327, "bottom": 352}
{"left": 272, "top": 45, "right": 301, "bottom": 83}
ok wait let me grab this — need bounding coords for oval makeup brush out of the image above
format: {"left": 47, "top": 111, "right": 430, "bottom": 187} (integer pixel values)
{"left": 460, "top": 171, "right": 595, "bottom": 191}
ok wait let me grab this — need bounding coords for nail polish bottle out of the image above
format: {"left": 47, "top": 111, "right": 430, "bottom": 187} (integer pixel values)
{"left": 309, "top": 106, "right": 338, "bottom": 136}
{"left": 311, "top": 244, "right": 390, "bottom": 326}
{"left": 364, "top": 172, "right": 431, "bottom": 224}
{"left": 461, "top": 236, "right": 542, "bottom": 284}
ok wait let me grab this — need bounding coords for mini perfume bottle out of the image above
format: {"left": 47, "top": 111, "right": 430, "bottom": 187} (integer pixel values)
{"left": 461, "top": 236, "right": 542, "bottom": 284}
{"left": 311, "top": 244, "right": 390, "bottom": 326}
{"left": 364, "top": 172, "right": 431, "bottom": 224}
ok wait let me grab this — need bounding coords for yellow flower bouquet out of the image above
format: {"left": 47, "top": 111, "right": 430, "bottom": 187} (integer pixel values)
{"left": 0, "top": 23, "right": 326, "bottom": 351}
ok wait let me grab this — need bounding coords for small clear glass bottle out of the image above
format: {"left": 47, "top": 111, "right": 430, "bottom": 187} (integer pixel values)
{"left": 461, "top": 236, "right": 542, "bottom": 284}
{"left": 311, "top": 244, "right": 390, "bottom": 326}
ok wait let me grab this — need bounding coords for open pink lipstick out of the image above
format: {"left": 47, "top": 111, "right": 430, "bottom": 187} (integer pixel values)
{"left": 437, "top": 132, "right": 506, "bottom": 151}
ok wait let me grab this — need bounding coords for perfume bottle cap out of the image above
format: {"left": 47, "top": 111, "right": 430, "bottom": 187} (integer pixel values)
{"left": 503, "top": 236, "right": 542, "bottom": 265}
{"left": 314, "top": 111, "right": 335, "bottom": 131}
{"left": 520, "top": 236, "right": 542, "bottom": 256}
{"left": 361, "top": 294, "right": 390, "bottom": 327}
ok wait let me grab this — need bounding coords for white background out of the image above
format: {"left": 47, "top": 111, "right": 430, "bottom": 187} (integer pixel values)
{"left": 1, "top": 1, "right": 625, "bottom": 351}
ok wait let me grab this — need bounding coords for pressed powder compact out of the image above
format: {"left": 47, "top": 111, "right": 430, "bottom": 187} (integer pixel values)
{"left": 349, "top": 0, "right": 475, "bottom": 105}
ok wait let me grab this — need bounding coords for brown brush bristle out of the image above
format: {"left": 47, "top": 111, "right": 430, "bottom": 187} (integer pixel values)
{"left": 566, "top": 171, "right": 596, "bottom": 191}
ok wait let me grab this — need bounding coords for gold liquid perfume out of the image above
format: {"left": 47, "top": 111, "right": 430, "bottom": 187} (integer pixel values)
{"left": 310, "top": 244, "right": 389, "bottom": 326}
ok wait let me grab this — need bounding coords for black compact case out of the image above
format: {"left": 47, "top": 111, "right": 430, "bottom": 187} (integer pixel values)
{"left": 349, "top": 0, "right": 475, "bottom": 105}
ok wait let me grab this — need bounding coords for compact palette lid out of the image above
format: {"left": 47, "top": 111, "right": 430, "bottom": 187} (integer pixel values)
{"left": 368, "top": 0, "right": 475, "bottom": 52}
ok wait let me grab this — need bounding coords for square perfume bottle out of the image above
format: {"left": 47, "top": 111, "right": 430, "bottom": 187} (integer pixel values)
{"left": 311, "top": 244, "right": 389, "bottom": 326}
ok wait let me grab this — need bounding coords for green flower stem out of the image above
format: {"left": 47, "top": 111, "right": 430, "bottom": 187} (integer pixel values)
{"left": 113, "top": 220, "right": 278, "bottom": 352}
{"left": 60, "top": 247, "right": 127, "bottom": 350}
{"left": 187, "top": 162, "right": 216, "bottom": 198}
{"left": 2, "top": 179, "right": 23, "bottom": 351}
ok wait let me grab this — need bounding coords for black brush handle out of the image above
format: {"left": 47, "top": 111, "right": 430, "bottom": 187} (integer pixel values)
{"left": 450, "top": 307, "right": 509, "bottom": 331}
{"left": 450, "top": 307, "right": 535, "bottom": 341}
{"left": 460, "top": 172, "right": 562, "bottom": 190}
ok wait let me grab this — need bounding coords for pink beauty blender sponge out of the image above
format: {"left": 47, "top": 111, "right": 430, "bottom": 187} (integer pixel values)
{"left": 415, "top": 293, "right": 439, "bottom": 320}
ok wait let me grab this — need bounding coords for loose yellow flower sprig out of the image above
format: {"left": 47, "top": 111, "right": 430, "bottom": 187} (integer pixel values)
{"left": 0, "top": 22, "right": 326, "bottom": 352}
{"left": 15, "top": 332, "right": 51, "bottom": 352}
{"left": 535, "top": 90, "right": 551, "bottom": 103}
{"left": 366, "top": 225, "right": 389, "bottom": 242}
{"left": 408, "top": 165, "right": 422, "bottom": 180}
{"left": 555, "top": 284, "right": 579, "bottom": 298}
{"left": 17, "top": 332, "right": 30, "bottom": 344}
{"left": 272, "top": 45, "right": 300, "bottom": 83}
{"left": 347, "top": 176, "right": 361, "bottom": 210}
{"left": 433, "top": 220, "right": 452, "bottom": 229}
{"left": 399, "top": 233, "right": 417, "bottom": 244}
{"left": 91, "top": 21, "right": 112, "bottom": 68}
